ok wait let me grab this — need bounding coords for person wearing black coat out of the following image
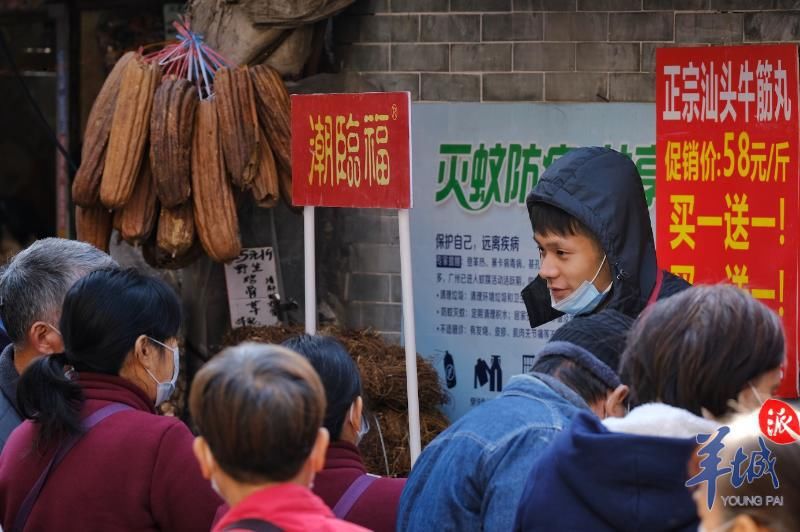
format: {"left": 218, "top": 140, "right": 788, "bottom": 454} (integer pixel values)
{"left": 522, "top": 146, "right": 690, "bottom": 328}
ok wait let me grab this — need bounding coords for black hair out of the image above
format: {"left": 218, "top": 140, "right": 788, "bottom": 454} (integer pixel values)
{"left": 532, "top": 355, "right": 610, "bottom": 405}
{"left": 282, "top": 334, "right": 362, "bottom": 441}
{"left": 529, "top": 201, "right": 598, "bottom": 241}
{"left": 18, "top": 267, "right": 182, "bottom": 450}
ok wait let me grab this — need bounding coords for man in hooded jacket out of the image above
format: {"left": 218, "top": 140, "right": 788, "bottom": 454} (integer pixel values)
{"left": 522, "top": 146, "right": 690, "bottom": 327}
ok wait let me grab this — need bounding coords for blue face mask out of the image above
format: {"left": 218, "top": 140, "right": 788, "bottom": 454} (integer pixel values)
{"left": 550, "top": 255, "right": 612, "bottom": 315}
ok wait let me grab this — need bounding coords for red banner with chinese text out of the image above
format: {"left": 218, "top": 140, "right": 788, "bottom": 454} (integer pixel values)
{"left": 656, "top": 44, "right": 800, "bottom": 397}
{"left": 291, "top": 92, "right": 412, "bottom": 209}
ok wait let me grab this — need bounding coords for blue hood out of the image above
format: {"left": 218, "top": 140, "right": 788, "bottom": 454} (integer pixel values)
{"left": 514, "top": 410, "right": 702, "bottom": 532}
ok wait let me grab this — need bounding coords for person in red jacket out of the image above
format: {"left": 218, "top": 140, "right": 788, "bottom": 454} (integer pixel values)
{"left": 190, "top": 342, "right": 368, "bottom": 532}
{"left": 282, "top": 334, "right": 406, "bottom": 532}
{"left": 0, "top": 267, "right": 222, "bottom": 531}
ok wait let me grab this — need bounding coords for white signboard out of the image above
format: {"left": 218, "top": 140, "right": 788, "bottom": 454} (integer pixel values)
{"left": 224, "top": 247, "right": 279, "bottom": 328}
{"left": 410, "top": 103, "right": 656, "bottom": 420}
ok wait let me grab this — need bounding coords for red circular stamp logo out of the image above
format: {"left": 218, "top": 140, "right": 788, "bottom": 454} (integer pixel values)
{"left": 758, "top": 398, "right": 800, "bottom": 445}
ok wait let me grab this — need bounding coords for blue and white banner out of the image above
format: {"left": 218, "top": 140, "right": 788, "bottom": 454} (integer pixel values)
{"left": 409, "top": 103, "right": 656, "bottom": 420}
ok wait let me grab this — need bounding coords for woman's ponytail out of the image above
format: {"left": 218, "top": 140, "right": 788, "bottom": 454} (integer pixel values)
{"left": 17, "top": 353, "right": 83, "bottom": 451}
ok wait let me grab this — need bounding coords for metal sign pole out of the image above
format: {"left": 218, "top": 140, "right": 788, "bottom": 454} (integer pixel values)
{"left": 399, "top": 208, "right": 422, "bottom": 465}
{"left": 304, "top": 206, "right": 317, "bottom": 334}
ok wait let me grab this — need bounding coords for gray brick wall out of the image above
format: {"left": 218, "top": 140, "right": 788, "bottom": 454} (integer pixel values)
{"left": 333, "top": 1, "right": 800, "bottom": 105}
{"left": 317, "top": 0, "right": 800, "bottom": 339}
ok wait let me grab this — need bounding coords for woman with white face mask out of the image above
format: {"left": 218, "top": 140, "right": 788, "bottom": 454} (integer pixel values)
{"left": 0, "top": 268, "right": 221, "bottom": 531}
{"left": 282, "top": 334, "right": 406, "bottom": 532}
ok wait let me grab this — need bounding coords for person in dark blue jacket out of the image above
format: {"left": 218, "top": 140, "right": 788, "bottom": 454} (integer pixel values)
{"left": 514, "top": 285, "right": 786, "bottom": 532}
{"left": 522, "top": 146, "right": 690, "bottom": 329}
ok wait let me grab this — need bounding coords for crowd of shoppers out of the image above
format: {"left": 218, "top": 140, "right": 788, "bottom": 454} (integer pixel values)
{"left": 0, "top": 146, "right": 795, "bottom": 531}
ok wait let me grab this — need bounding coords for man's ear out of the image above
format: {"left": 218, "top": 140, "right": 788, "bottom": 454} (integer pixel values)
{"left": 309, "top": 428, "right": 330, "bottom": 474}
{"left": 192, "top": 436, "right": 215, "bottom": 480}
{"left": 606, "top": 384, "right": 629, "bottom": 418}
{"left": 27, "top": 321, "right": 63, "bottom": 355}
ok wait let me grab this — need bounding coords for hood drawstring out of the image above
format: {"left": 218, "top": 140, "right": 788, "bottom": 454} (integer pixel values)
{"left": 614, "top": 263, "right": 630, "bottom": 281}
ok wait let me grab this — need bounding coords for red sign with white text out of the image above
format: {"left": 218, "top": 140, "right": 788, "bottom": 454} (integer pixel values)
{"left": 758, "top": 398, "right": 800, "bottom": 444}
{"left": 291, "top": 92, "right": 412, "bottom": 209}
{"left": 656, "top": 44, "right": 800, "bottom": 397}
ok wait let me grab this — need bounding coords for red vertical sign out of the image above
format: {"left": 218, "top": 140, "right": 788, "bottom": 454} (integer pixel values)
{"left": 291, "top": 92, "right": 412, "bottom": 209}
{"left": 656, "top": 44, "right": 800, "bottom": 397}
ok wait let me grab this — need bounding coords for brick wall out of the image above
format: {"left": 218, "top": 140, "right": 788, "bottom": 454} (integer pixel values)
{"left": 312, "top": 0, "right": 800, "bottom": 341}
{"left": 317, "top": 207, "right": 403, "bottom": 344}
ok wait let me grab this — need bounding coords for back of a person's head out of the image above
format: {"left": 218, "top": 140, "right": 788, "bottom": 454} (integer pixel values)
{"left": 59, "top": 267, "right": 182, "bottom": 372}
{"left": 18, "top": 267, "right": 181, "bottom": 449}
{"left": 532, "top": 344, "right": 621, "bottom": 406}
{"left": 0, "top": 238, "right": 117, "bottom": 344}
{"left": 282, "top": 334, "right": 361, "bottom": 441}
{"left": 620, "top": 284, "right": 785, "bottom": 417}
{"left": 531, "top": 311, "right": 631, "bottom": 405}
{"left": 551, "top": 310, "right": 633, "bottom": 371}
{"left": 703, "top": 411, "right": 800, "bottom": 532}
{"left": 190, "top": 343, "right": 326, "bottom": 483}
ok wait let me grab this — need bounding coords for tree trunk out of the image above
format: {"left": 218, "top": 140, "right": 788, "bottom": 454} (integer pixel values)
{"left": 186, "top": 0, "right": 353, "bottom": 76}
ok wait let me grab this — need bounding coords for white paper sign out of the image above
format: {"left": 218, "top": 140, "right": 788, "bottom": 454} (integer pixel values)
{"left": 224, "top": 247, "right": 279, "bottom": 328}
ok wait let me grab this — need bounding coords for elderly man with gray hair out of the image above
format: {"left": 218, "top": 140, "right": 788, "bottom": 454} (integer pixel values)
{"left": 0, "top": 238, "right": 117, "bottom": 449}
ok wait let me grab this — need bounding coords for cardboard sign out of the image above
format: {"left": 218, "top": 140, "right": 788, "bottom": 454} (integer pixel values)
{"left": 656, "top": 44, "right": 800, "bottom": 397}
{"left": 291, "top": 91, "right": 412, "bottom": 209}
{"left": 224, "top": 247, "right": 280, "bottom": 328}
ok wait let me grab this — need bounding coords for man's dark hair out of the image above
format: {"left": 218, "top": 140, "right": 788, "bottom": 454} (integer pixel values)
{"left": 532, "top": 355, "right": 610, "bottom": 405}
{"left": 529, "top": 201, "right": 597, "bottom": 240}
{"left": 282, "top": 334, "right": 362, "bottom": 441}
{"left": 190, "top": 343, "right": 326, "bottom": 484}
{"left": 620, "top": 284, "right": 785, "bottom": 417}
